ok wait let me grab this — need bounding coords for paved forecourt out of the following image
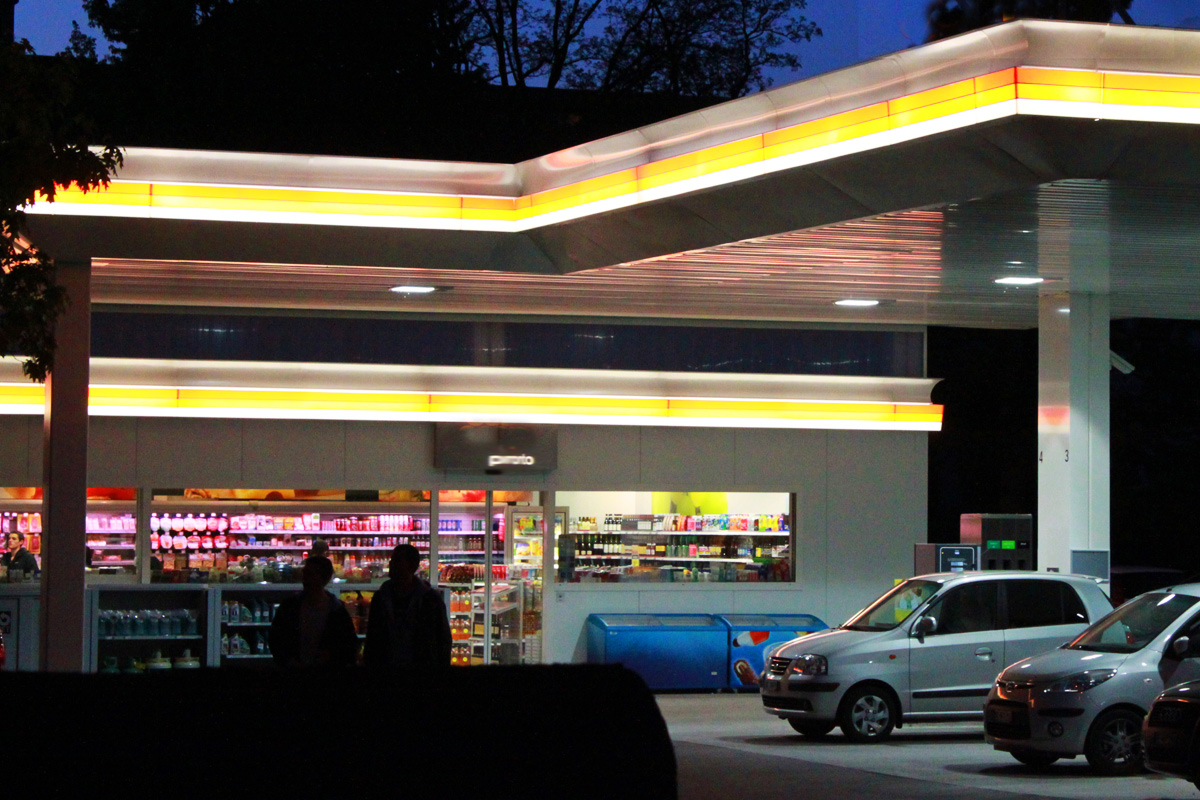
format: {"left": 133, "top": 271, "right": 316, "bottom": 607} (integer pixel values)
{"left": 657, "top": 692, "right": 1197, "bottom": 800}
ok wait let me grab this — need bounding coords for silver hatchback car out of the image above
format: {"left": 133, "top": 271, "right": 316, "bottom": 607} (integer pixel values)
{"left": 761, "top": 571, "right": 1112, "bottom": 743}
{"left": 987, "top": 583, "right": 1200, "bottom": 775}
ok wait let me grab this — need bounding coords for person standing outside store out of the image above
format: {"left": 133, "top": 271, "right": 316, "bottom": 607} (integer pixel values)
{"left": 2, "top": 531, "right": 39, "bottom": 577}
{"left": 364, "top": 544, "right": 451, "bottom": 669}
{"left": 269, "top": 556, "right": 359, "bottom": 668}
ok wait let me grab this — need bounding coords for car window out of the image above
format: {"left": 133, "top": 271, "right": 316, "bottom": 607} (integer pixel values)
{"left": 926, "top": 581, "right": 998, "bottom": 635}
{"left": 1005, "top": 579, "right": 1090, "bottom": 628}
{"left": 1069, "top": 592, "right": 1200, "bottom": 653}
{"left": 843, "top": 579, "right": 940, "bottom": 631}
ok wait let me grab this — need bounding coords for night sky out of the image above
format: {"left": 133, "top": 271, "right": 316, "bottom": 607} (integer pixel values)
{"left": 16, "top": 1, "right": 1200, "bottom": 80}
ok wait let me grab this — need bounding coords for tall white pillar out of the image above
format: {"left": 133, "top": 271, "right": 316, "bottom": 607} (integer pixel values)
{"left": 40, "top": 259, "right": 91, "bottom": 672}
{"left": 1037, "top": 291, "right": 1110, "bottom": 578}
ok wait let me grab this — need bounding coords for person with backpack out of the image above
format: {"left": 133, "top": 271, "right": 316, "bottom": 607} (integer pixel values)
{"left": 364, "top": 544, "right": 452, "bottom": 669}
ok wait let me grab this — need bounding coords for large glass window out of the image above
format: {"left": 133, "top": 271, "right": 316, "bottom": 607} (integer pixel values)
{"left": 553, "top": 491, "right": 792, "bottom": 584}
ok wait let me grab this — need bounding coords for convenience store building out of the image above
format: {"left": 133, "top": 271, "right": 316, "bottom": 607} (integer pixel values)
{"left": 5, "top": 20, "right": 1200, "bottom": 671}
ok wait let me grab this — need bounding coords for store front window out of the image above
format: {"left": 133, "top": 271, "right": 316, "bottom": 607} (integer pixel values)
{"left": 553, "top": 491, "right": 793, "bottom": 583}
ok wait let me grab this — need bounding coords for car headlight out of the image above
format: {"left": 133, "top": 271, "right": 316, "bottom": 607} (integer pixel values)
{"left": 1043, "top": 669, "right": 1117, "bottom": 693}
{"left": 788, "top": 654, "right": 828, "bottom": 677}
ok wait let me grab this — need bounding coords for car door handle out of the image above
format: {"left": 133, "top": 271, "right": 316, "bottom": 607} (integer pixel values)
{"left": 974, "top": 647, "right": 993, "bottom": 660}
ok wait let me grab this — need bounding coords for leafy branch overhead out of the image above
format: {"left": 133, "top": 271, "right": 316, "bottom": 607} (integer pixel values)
{"left": 0, "top": 41, "right": 122, "bottom": 382}
{"left": 78, "top": 0, "right": 821, "bottom": 99}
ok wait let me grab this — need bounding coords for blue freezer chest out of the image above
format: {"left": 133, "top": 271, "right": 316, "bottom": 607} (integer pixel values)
{"left": 586, "top": 613, "right": 727, "bottom": 690}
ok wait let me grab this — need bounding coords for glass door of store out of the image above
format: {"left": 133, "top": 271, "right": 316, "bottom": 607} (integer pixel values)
{"left": 434, "top": 491, "right": 554, "bottom": 666}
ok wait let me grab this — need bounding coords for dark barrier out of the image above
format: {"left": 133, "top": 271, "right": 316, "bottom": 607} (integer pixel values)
{"left": 5, "top": 664, "right": 675, "bottom": 799}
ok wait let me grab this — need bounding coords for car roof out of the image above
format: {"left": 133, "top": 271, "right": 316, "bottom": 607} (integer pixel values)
{"left": 912, "top": 571, "right": 1102, "bottom": 585}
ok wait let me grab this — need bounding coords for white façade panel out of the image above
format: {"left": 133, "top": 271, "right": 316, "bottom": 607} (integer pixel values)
{"left": 639, "top": 427, "right": 737, "bottom": 488}
{"left": 87, "top": 417, "right": 138, "bottom": 486}
{"left": 0, "top": 416, "right": 39, "bottom": 486}
{"left": 242, "top": 420, "right": 346, "bottom": 488}
{"left": 344, "top": 422, "right": 441, "bottom": 488}
{"left": 550, "top": 425, "right": 643, "bottom": 489}
{"left": 135, "top": 417, "right": 245, "bottom": 487}
{"left": 734, "top": 428, "right": 826, "bottom": 489}
{"left": 823, "top": 430, "right": 927, "bottom": 624}
{"left": 545, "top": 587, "right": 641, "bottom": 664}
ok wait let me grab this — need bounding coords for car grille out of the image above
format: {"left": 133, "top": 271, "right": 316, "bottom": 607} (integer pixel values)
{"left": 767, "top": 656, "right": 791, "bottom": 676}
{"left": 763, "top": 695, "right": 813, "bottom": 712}
{"left": 1149, "top": 700, "right": 1199, "bottom": 730}
{"left": 985, "top": 700, "right": 1031, "bottom": 739}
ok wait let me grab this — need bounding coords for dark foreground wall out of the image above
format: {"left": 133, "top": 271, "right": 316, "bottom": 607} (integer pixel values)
{"left": 5, "top": 664, "right": 675, "bottom": 799}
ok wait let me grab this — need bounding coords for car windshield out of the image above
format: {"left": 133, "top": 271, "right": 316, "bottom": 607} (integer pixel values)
{"left": 842, "top": 579, "right": 940, "bottom": 631}
{"left": 1068, "top": 591, "right": 1200, "bottom": 653}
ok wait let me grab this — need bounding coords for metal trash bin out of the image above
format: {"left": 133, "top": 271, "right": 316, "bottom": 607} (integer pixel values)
{"left": 716, "top": 613, "right": 827, "bottom": 690}
{"left": 586, "top": 613, "right": 727, "bottom": 690}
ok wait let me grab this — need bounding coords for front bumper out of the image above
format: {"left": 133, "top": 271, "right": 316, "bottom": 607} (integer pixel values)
{"left": 760, "top": 675, "right": 844, "bottom": 720}
{"left": 984, "top": 682, "right": 1096, "bottom": 756}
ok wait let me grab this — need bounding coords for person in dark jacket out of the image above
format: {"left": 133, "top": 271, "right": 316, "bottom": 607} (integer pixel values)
{"left": 2, "top": 531, "right": 39, "bottom": 576}
{"left": 269, "top": 556, "right": 359, "bottom": 668}
{"left": 364, "top": 544, "right": 451, "bottom": 669}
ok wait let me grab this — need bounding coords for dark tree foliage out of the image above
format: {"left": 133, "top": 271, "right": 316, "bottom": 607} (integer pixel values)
{"left": 926, "top": 0, "right": 1135, "bottom": 41}
{"left": 0, "top": 42, "right": 122, "bottom": 382}
{"left": 570, "top": 0, "right": 820, "bottom": 97}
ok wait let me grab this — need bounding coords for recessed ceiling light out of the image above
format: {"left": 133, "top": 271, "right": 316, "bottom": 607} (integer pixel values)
{"left": 834, "top": 299, "right": 880, "bottom": 307}
{"left": 1006, "top": 260, "right": 1025, "bottom": 265}
{"left": 389, "top": 285, "right": 437, "bottom": 294}
{"left": 994, "top": 276, "right": 1044, "bottom": 286}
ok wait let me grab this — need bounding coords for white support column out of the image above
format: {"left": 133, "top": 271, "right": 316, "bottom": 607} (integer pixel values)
{"left": 1037, "top": 292, "right": 1110, "bottom": 578}
{"left": 40, "top": 259, "right": 91, "bottom": 672}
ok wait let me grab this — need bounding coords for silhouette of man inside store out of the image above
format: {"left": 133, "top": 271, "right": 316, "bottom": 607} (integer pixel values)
{"left": 364, "top": 544, "right": 452, "bottom": 669}
{"left": 269, "top": 556, "right": 359, "bottom": 668}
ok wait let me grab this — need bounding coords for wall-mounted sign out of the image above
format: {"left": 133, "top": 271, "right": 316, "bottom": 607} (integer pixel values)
{"left": 435, "top": 423, "right": 558, "bottom": 472}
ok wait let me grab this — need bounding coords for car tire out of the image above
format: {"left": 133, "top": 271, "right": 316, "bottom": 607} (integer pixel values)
{"left": 1084, "top": 708, "right": 1145, "bottom": 776}
{"left": 1011, "top": 751, "right": 1059, "bottom": 768}
{"left": 837, "top": 685, "right": 897, "bottom": 744}
{"left": 787, "top": 719, "right": 836, "bottom": 739}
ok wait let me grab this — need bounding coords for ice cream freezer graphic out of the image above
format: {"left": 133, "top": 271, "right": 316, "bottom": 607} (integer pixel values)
{"left": 586, "top": 612, "right": 826, "bottom": 690}
{"left": 716, "top": 614, "right": 828, "bottom": 688}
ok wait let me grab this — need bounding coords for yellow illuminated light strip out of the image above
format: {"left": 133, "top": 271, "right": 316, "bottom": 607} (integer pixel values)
{"left": 0, "top": 385, "right": 943, "bottom": 430}
{"left": 46, "top": 65, "right": 1200, "bottom": 230}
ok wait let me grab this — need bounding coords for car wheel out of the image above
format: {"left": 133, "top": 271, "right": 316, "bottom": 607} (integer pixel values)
{"left": 1011, "top": 751, "right": 1059, "bottom": 768}
{"left": 838, "top": 685, "right": 897, "bottom": 743}
{"left": 787, "top": 719, "right": 836, "bottom": 739}
{"left": 1084, "top": 709, "right": 1145, "bottom": 776}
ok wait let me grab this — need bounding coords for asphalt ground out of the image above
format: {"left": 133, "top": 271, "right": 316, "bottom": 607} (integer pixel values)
{"left": 656, "top": 692, "right": 1199, "bottom": 800}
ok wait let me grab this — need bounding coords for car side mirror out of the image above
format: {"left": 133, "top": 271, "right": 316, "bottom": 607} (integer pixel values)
{"left": 1172, "top": 636, "right": 1192, "bottom": 658}
{"left": 913, "top": 615, "right": 937, "bottom": 642}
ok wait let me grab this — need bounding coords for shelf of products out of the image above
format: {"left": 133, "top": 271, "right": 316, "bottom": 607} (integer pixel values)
{"left": 150, "top": 502, "right": 505, "bottom": 584}
{"left": 558, "top": 513, "right": 792, "bottom": 584}
{"left": 90, "top": 586, "right": 209, "bottom": 672}
{"left": 2, "top": 502, "right": 139, "bottom": 577}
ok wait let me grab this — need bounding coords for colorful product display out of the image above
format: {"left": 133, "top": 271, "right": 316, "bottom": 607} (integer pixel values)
{"left": 561, "top": 513, "right": 791, "bottom": 583}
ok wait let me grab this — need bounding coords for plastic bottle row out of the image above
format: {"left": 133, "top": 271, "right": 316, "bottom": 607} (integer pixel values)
{"left": 222, "top": 599, "right": 278, "bottom": 624}
{"left": 97, "top": 608, "right": 200, "bottom": 638}
{"left": 223, "top": 632, "right": 269, "bottom": 657}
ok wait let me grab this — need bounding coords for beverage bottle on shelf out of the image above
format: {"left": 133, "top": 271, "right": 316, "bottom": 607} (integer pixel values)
{"left": 220, "top": 633, "right": 229, "bottom": 656}
{"left": 172, "top": 518, "right": 187, "bottom": 550}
